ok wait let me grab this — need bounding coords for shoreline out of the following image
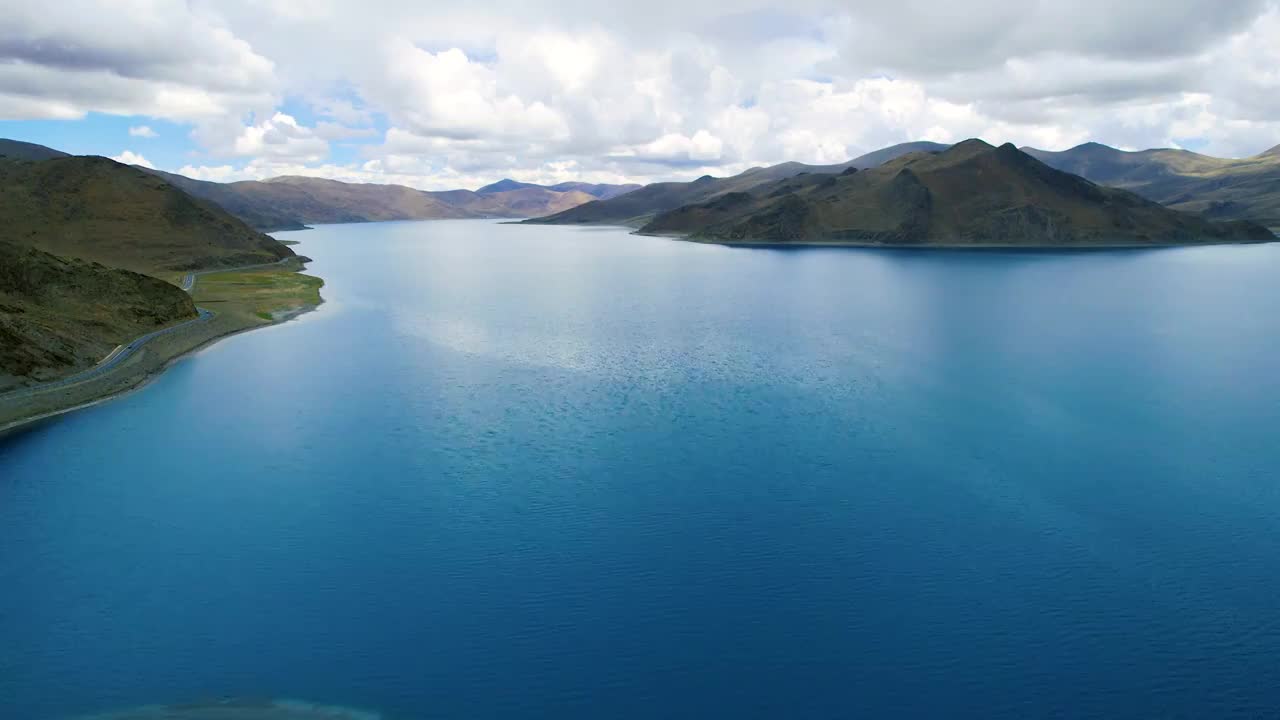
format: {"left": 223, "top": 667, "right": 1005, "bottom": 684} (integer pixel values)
{"left": 0, "top": 261, "right": 324, "bottom": 440}
{"left": 0, "top": 301, "right": 322, "bottom": 439}
{"left": 519, "top": 221, "right": 1278, "bottom": 250}
{"left": 635, "top": 229, "right": 1280, "bottom": 250}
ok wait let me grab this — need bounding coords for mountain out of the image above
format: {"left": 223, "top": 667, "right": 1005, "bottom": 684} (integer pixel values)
{"left": 1023, "top": 142, "right": 1280, "bottom": 226}
{"left": 525, "top": 142, "right": 950, "bottom": 228}
{"left": 638, "top": 140, "right": 1272, "bottom": 246}
{"left": 137, "top": 170, "right": 639, "bottom": 230}
{"left": 477, "top": 186, "right": 596, "bottom": 215}
{"left": 846, "top": 141, "right": 951, "bottom": 169}
{"left": 249, "top": 175, "right": 480, "bottom": 224}
{"left": 0, "top": 149, "right": 301, "bottom": 391}
{"left": 477, "top": 178, "right": 539, "bottom": 194}
{"left": 0, "top": 240, "right": 196, "bottom": 390}
{"left": 141, "top": 168, "right": 310, "bottom": 232}
{"left": 0, "top": 138, "right": 69, "bottom": 161}
{"left": 0, "top": 155, "right": 294, "bottom": 274}
{"left": 546, "top": 181, "right": 642, "bottom": 200}
{"left": 140, "top": 171, "right": 476, "bottom": 229}
{"left": 478, "top": 178, "right": 641, "bottom": 199}
{"left": 478, "top": 174, "right": 645, "bottom": 196}
{"left": 526, "top": 165, "right": 839, "bottom": 228}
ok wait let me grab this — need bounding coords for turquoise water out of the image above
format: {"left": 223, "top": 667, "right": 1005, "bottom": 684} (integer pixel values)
{"left": 4, "top": 220, "right": 1280, "bottom": 719}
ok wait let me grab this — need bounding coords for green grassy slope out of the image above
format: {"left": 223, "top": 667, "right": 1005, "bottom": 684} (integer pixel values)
{"left": 0, "top": 152, "right": 300, "bottom": 391}
{"left": 0, "top": 156, "right": 294, "bottom": 274}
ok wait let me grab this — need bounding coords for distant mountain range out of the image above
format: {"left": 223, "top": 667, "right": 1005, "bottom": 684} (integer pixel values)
{"left": 1021, "top": 142, "right": 1280, "bottom": 227}
{"left": 476, "top": 178, "right": 640, "bottom": 200}
{"left": 0, "top": 138, "right": 642, "bottom": 232}
{"left": 533, "top": 140, "right": 1272, "bottom": 246}
{"left": 140, "top": 168, "right": 640, "bottom": 232}
{"left": 9, "top": 134, "right": 1275, "bottom": 239}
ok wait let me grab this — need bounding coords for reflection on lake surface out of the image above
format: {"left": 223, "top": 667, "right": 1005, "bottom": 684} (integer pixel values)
{"left": 5, "top": 221, "right": 1280, "bottom": 718}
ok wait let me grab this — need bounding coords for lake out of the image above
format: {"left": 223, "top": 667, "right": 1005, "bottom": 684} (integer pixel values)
{"left": 4, "top": 220, "right": 1280, "bottom": 719}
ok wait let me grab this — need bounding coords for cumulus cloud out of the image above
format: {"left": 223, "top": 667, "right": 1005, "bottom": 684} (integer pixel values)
{"left": 110, "top": 150, "right": 154, "bottom": 168}
{"left": 4, "top": 0, "right": 1280, "bottom": 185}
{"left": 618, "top": 131, "right": 726, "bottom": 166}
{"left": 184, "top": 112, "right": 330, "bottom": 163}
{"left": 128, "top": 125, "right": 158, "bottom": 138}
{"left": 371, "top": 43, "right": 570, "bottom": 143}
{"left": 0, "top": 1, "right": 277, "bottom": 122}
{"left": 823, "top": 1, "right": 1255, "bottom": 76}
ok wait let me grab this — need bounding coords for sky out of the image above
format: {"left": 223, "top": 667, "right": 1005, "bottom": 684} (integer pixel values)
{"left": 1, "top": 0, "right": 1278, "bottom": 190}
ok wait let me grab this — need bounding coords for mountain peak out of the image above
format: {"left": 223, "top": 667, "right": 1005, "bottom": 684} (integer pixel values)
{"left": 1258, "top": 144, "right": 1280, "bottom": 159}
{"left": 936, "top": 138, "right": 998, "bottom": 162}
{"left": 1069, "top": 141, "right": 1122, "bottom": 155}
{"left": 477, "top": 178, "right": 535, "bottom": 194}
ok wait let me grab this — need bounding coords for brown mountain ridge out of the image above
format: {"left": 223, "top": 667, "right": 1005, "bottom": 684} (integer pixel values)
{"left": 141, "top": 168, "right": 639, "bottom": 231}
{"left": 638, "top": 140, "right": 1273, "bottom": 246}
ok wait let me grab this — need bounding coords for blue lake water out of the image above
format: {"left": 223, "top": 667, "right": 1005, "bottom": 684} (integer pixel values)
{"left": 4, "top": 220, "right": 1280, "bottom": 719}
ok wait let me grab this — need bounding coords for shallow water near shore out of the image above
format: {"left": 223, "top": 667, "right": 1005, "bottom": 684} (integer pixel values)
{"left": 4, "top": 220, "right": 1280, "bottom": 718}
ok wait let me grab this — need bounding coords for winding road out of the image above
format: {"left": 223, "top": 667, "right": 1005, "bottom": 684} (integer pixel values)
{"left": 181, "top": 256, "right": 294, "bottom": 293}
{"left": 0, "top": 257, "right": 295, "bottom": 403}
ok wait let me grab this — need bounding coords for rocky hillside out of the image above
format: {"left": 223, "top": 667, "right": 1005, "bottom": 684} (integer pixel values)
{"left": 0, "top": 240, "right": 196, "bottom": 390}
{"left": 640, "top": 140, "right": 1273, "bottom": 246}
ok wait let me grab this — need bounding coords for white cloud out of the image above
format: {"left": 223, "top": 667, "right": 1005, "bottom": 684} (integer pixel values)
{"left": 5, "top": 0, "right": 1280, "bottom": 185}
{"left": 110, "top": 150, "right": 154, "bottom": 168}
{"left": 620, "top": 130, "right": 726, "bottom": 165}
{"left": 371, "top": 43, "right": 570, "bottom": 143}
{"left": 187, "top": 112, "right": 330, "bottom": 162}
{"left": 128, "top": 125, "right": 158, "bottom": 138}
{"left": 0, "top": 2, "right": 277, "bottom": 123}
{"left": 175, "top": 164, "right": 239, "bottom": 182}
